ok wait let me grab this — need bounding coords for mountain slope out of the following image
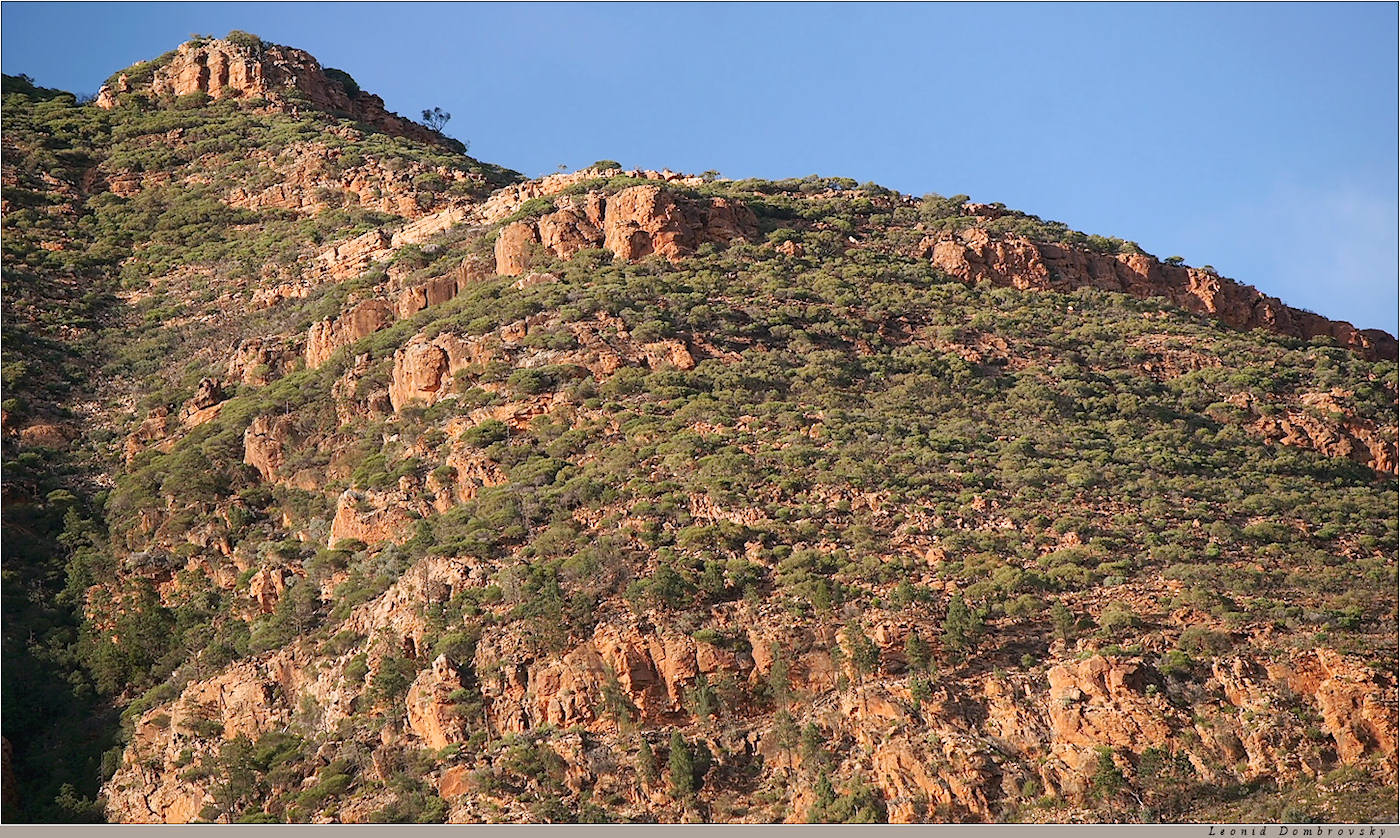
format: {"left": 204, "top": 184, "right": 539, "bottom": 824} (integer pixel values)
{"left": 2, "top": 35, "right": 1396, "bottom": 824}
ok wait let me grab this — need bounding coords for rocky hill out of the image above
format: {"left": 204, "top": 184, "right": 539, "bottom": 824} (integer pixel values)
{"left": 2, "top": 34, "right": 1396, "bottom": 824}
{"left": 93, "top": 32, "right": 455, "bottom": 151}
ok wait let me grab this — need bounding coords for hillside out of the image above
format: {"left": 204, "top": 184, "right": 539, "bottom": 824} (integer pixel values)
{"left": 2, "top": 34, "right": 1396, "bottom": 824}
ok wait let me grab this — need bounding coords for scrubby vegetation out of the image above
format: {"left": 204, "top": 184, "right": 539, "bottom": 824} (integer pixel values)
{"left": 2, "top": 48, "right": 1395, "bottom": 826}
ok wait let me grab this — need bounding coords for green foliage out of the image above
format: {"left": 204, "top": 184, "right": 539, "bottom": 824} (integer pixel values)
{"left": 808, "top": 771, "right": 887, "bottom": 823}
{"left": 667, "top": 732, "right": 695, "bottom": 799}
{"left": 904, "top": 630, "right": 930, "bottom": 673}
{"left": 685, "top": 671, "right": 719, "bottom": 721}
{"left": 461, "top": 419, "right": 508, "bottom": 447}
{"left": 1050, "top": 599, "right": 1077, "bottom": 641}
{"left": 635, "top": 739, "right": 658, "bottom": 785}
{"left": 1090, "top": 746, "right": 1125, "bottom": 807}
{"left": 224, "top": 30, "right": 267, "bottom": 50}
{"left": 369, "top": 650, "right": 420, "bottom": 705}
{"left": 844, "top": 620, "right": 879, "bottom": 680}
{"left": 2, "top": 63, "right": 1396, "bottom": 826}
{"left": 322, "top": 67, "right": 360, "bottom": 98}
{"left": 942, "top": 593, "right": 982, "bottom": 654}
{"left": 502, "top": 196, "right": 556, "bottom": 225}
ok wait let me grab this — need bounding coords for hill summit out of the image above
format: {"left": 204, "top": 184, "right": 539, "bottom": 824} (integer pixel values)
{"left": 2, "top": 33, "right": 1396, "bottom": 825}
{"left": 94, "top": 31, "right": 457, "bottom": 150}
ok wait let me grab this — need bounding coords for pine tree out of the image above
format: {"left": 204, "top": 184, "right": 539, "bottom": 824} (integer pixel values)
{"left": 800, "top": 722, "right": 826, "bottom": 770}
{"left": 844, "top": 620, "right": 879, "bottom": 682}
{"left": 807, "top": 770, "right": 836, "bottom": 822}
{"left": 767, "top": 643, "right": 792, "bottom": 708}
{"left": 1050, "top": 599, "right": 1076, "bottom": 642}
{"left": 904, "top": 629, "right": 930, "bottom": 672}
{"left": 686, "top": 671, "right": 718, "bottom": 721}
{"left": 635, "top": 738, "right": 658, "bottom": 786}
{"left": 667, "top": 732, "right": 695, "bottom": 800}
{"left": 942, "top": 592, "right": 981, "bottom": 653}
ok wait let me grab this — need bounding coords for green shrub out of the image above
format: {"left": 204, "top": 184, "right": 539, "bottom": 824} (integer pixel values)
{"left": 323, "top": 67, "right": 360, "bottom": 98}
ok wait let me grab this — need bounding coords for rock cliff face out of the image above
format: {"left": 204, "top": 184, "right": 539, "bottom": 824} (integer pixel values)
{"left": 923, "top": 228, "right": 1396, "bottom": 362}
{"left": 95, "top": 37, "right": 450, "bottom": 148}
{"left": 101, "top": 542, "right": 1400, "bottom": 823}
{"left": 494, "top": 185, "right": 758, "bottom": 276}
{"left": 305, "top": 300, "right": 395, "bottom": 369}
{"left": 327, "top": 488, "right": 428, "bottom": 548}
{"left": 406, "top": 657, "right": 472, "bottom": 750}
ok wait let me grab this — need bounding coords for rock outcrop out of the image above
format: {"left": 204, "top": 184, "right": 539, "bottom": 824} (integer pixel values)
{"left": 326, "top": 489, "right": 424, "bottom": 548}
{"left": 15, "top": 422, "right": 74, "bottom": 449}
{"left": 923, "top": 228, "right": 1397, "bottom": 361}
{"left": 331, "top": 353, "right": 393, "bottom": 424}
{"left": 405, "top": 656, "right": 472, "bottom": 750}
{"left": 305, "top": 299, "right": 394, "bottom": 369}
{"left": 123, "top": 407, "right": 173, "bottom": 465}
{"left": 95, "top": 37, "right": 452, "bottom": 148}
{"left": 226, "top": 336, "right": 300, "bottom": 386}
{"left": 477, "top": 167, "right": 706, "bottom": 225}
{"left": 493, "top": 221, "right": 540, "bottom": 277}
{"left": 248, "top": 566, "right": 295, "bottom": 614}
{"left": 242, "top": 414, "right": 298, "bottom": 483}
{"left": 494, "top": 185, "right": 758, "bottom": 276}
{"left": 388, "top": 339, "right": 454, "bottom": 411}
{"left": 474, "top": 621, "right": 754, "bottom": 735}
{"left": 227, "top": 145, "right": 485, "bottom": 220}
{"left": 1222, "top": 390, "right": 1398, "bottom": 474}
{"left": 177, "top": 377, "right": 225, "bottom": 429}
{"left": 101, "top": 594, "right": 1400, "bottom": 824}
{"left": 394, "top": 274, "right": 461, "bottom": 320}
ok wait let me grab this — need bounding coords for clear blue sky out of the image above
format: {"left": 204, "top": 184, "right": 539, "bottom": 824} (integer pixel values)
{"left": 4, "top": 2, "right": 1396, "bottom": 333}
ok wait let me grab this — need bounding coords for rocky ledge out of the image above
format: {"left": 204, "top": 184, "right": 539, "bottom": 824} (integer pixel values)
{"left": 922, "top": 228, "right": 1396, "bottom": 363}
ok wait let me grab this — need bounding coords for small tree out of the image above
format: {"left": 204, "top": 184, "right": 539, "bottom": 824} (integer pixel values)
{"left": 206, "top": 734, "right": 260, "bottom": 823}
{"left": 767, "top": 643, "right": 792, "bottom": 708}
{"left": 1050, "top": 599, "right": 1076, "bottom": 642}
{"left": 909, "top": 673, "right": 933, "bottom": 706}
{"left": 904, "top": 629, "right": 930, "bottom": 673}
{"left": 807, "top": 770, "right": 836, "bottom": 822}
{"left": 844, "top": 620, "right": 879, "bottom": 683}
{"left": 685, "top": 671, "right": 719, "bottom": 722}
{"left": 601, "top": 673, "right": 639, "bottom": 731}
{"left": 421, "top": 107, "right": 451, "bottom": 132}
{"left": 772, "top": 710, "right": 800, "bottom": 759}
{"left": 942, "top": 592, "right": 981, "bottom": 654}
{"left": 667, "top": 732, "right": 695, "bottom": 799}
{"left": 635, "top": 738, "right": 658, "bottom": 786}
{"left": 1091, "top": 746, "right": 1125, "bottom": 813}
{"left": 800, "top": 722, "right": 827, "bottom": 770}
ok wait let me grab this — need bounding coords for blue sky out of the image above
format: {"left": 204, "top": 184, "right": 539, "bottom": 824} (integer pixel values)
{"left": 4, "top": 2, "right": 1396, "bottom": 333}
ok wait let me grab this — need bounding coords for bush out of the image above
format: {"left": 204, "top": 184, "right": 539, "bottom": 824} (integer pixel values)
{"left": 224, "top": 30, "right": 266, "bottom": 50}
{"left": 323, "top": 67, "right": 360, "bottom": 98}
{"left": 461, "top": 419, "right": 508, "bottom": 447}
{"left": 506, "top": 367, "right": 553, "bottom": 396}
{"left": 175, "top": 91, "right": 212, "bottom": 109}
